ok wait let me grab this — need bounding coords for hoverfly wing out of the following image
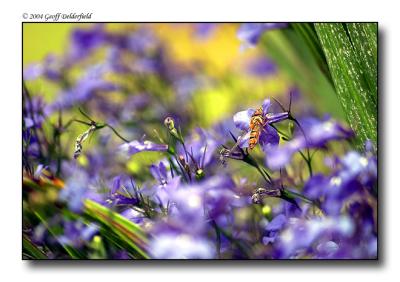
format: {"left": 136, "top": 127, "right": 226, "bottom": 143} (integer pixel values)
{"left": 73, "top": 125, "right": 96, "bottom": 159}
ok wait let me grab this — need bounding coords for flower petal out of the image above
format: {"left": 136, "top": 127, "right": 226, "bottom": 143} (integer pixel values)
{"left": 267, "top": 112, "right": 289, "bottom": 124}
{"left": 262, "top": 99, "right": 271, "bottom": 115}
{"left": 259, "top": 125, "right": 280, "bottom": 148}
{"left": 233, "top": 109, "right": 254, "bottom": 131}
{"left": 238, "top": 131, "right": 251, "bottom": 148}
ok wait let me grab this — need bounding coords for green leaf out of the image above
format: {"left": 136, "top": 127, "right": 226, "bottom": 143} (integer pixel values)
{"left": 260, "top": 28, "right": 345, "bottom": 120}
{"left": 23, "top": 234, "right": 48, "bottom": 259}
{"left": 83, "top": 199, "right": 150, "bottom": 259}
{"left": 346, "top": 23, "right": 378, "bottom": 100}
{"left": 315, "top": 23, "right": 377, "bottom": 149}
{"left": 290, "top": 23, "right": 332, "bottom": 82}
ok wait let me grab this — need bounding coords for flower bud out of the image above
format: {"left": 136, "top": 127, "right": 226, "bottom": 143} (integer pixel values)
{"left": 195, "top": 169, "right": 205, "bottom": 180}
{"left": 164, "top": 117, "right": 175, "bottom": 131}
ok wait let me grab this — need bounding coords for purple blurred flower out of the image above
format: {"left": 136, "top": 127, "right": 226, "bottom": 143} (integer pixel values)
{"left": 50, "top": 64, "right": 118, "bottom": 111}
{"left": 69, "top": 24, "right": 106, "bottom": 60}
{"left": 149, "top": 233, "right": 215, "bottom": 259}
{"left": 246, "top": 57, "right": 277, "bottom": 77}
{"left": 119, "top": 140, "right": 168, "bottom": 156}
{"left": 58, "top": 220, "right": 99, "bottom": 248}
{"left": 142, "top": 161, "right": 181, "bottom": 208}
{"left": 59, "top": 169, "right": 89, "bottom": 213}
{"left": 23, "top": 96, "right": 48, "bottom": 129}
{"left": 233, "top": 98, "right": 288, "bottom": 150}
{"left": 237, "top": 23, "right": 288, "bottom": 48}
{"left": 265, "top": 117, "right": 353, "bottom": 170}
{"left": 303, "top": 148, "right": 376, "bottom": 216}
{"left": 193, "top": 23, "right": 216, "bottom": 39}
{"left": 121, "top": 208, "right": 146, "bottom": 225}
{"left": 59, "top": 165, "right": 105, "bottom": 213}
{"left": 126, "top": 27, "right": 158, "bottom": 55}
{"left": 165, "top": 175, "right": 241, "bottom": 232}
{"left": 275, "top": 216, "right": 355, "bottom": 258}
{"left": 23, "top": 54, "right": 63, "bottom": 81}
{"left": 178, "top": 127, "right": 219, "bottom": 169}
{"left": 262, "top": 214, "right": 287, "bottom": 245}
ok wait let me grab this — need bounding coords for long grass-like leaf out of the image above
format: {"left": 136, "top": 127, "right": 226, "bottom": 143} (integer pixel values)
{"left": 83, "top": 199, "right": 150, "bottom": 259}
{"left": 23, "top": 234, "right": 48, "bottom": 259}
{"left": 315, "top": 23, "right": 377, "bottom": 148}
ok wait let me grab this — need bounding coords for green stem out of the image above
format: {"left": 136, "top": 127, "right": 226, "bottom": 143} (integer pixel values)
{"left": 298, "top": 150, "right": 313, "bottom": 177}
{"left": 105, "top": 124, "right": 129, "bottom": 143}
{"left": 243, "top": 154, "right": 272, "bottom": 183}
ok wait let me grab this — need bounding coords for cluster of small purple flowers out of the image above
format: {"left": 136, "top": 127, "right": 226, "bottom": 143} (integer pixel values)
{"left": 23, "top": 24, "right": 377, "bottom": 259}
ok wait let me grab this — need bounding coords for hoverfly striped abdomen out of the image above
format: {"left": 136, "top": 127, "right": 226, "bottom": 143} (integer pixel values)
{"left": 249, "top": 107, "right": 266, "bottom": 150}
{"left": 73, "top": 124, "right": 96, "bottom": 159}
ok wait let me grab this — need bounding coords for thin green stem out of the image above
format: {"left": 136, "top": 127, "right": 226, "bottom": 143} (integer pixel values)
{"left": 243, "top": 154, "right": 272, "bottom": 184}
{"left": 105, "top": 124, "right": 129, "bottom": 143}
{"left": 298, "top": 150, "right": 313, "bottom": 177}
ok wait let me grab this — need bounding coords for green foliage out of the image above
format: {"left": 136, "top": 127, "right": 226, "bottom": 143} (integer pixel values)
{"left": 314, "top": 23, "right": 377, "bottom": 149}
{"left": 260, "top": 25, "right": 345, "bottom": 120}
{"left": 23, "top": 234, "right": 48, "bottom": 259}
{"left": 83, "top": 200, "right": 150, "bottom": 259}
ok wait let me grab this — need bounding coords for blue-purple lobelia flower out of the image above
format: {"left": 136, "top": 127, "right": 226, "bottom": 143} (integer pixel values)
{"left": 237, "top": 23, "right": 288, "bottom": 49}
{"left": 149, "top": 233, "right": 215, "bottom": 259}
{"left": 50, "top": 64, "right": 118, "bottom": 111}
{"left": 125, "top": 27, "right": 158, "bottom": 56}
{"left": 143, "top": 161, "right": 181, "bottom": 208}
{"left": 246, "top": 56, "right": 277, "bottom": 77}
{"left": 233, "top": 98, "right": 289, "bottom": 150}
{"left": 59, "top": 164, "right": 105, "bottom": 213}
{"left": 193, "top": 23, "right": 216, "bottom": 39}
{"left": 69, "top": 24, "right": 106, "bottom": 61}
{"left": 303, "top": 145, "right": 377, "bottom": 216}
{"left": 261, "top": 214, "right": 287, "bottom": 245}
{"left": 178, "top": 127, "right": 219, "bottom": 169}
{"left": 274, "top": 215, "right": 355, "bottom": 258}
{"left": 106, "top": 175, "right": 139, "bottom": 207}
{"left": 58, "top": 220, "right": 99, "bottom": 248}
{"left": 119, "top": 140, "right": 169, "bottom": 156}
{"left": 23, "top": 54, "right": 63, "bottom": 81}
{"left": 265, "top": 116, "right": 353, "bottom": 170}
{"left": 23, "top": 95, "right": 49, "bottom": 129}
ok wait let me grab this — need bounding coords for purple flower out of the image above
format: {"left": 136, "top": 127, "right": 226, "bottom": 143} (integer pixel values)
{"left": 178, "top": 127, "right": 219, "bottom": 169}
{"left": 23, "top": 96, "right": 48, "bottom": 129}
{"left": 149, "top": 233, "right": 215, "bottom": 259}
{"left": 237, "top": 23, "right": 288, "bottom": 48}
{"left": 246, "top": 57, "right": 277, "bottom": 77}
{"left": 59, "top": 169, "right": 89, "bottom": 213}
{"left": 126, "top": 27, "right": 157, "bottom": 55}
{"left": 265, "top": 117, "right": 353, "bottom": 170}
{"left": 233, "top": 98, "right": 288, "bottom": 150}
{"left": 119, "top": 140, "right": 168, "bottom": 156}
{"left": 166, "top": 175, "right": 240, "bottom": 232}
{"left": 143, "top": 161, "right": 181, "bottom": 208}
{"left": 121, "top": 208, "right": 146, "bottom": 225}
{"left": 50, "top": 64, "right": 118, "bottom": 111}
{"left": 23, "top": 54, "right": 63, "bottom": 81}
{"left": 303, "top": 148, "right": 376, "bottom": 216}
{"left": 275, "top": 216, "right": 355, "bottom": 258}
{"left": 69, "top": 24, "right": 106, "bottom": 60}
{"left": 58, "top": 220, "right": 99, "bottom": 248}
{"left": 193, "top": 23, "right": 216, "bottom": 39}
{"left": 262, "top": 214, "right": 287, "bottom": 245}
{"left": 59, "top": 164, "right": 105, "bottom": 213}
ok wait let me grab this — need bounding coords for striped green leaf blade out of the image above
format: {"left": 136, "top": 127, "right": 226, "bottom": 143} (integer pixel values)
{"left": 315, "top": 23, "right": 377, "bottom": 149}
{"left": 83, "top": 200, "right": 150, "bottom": 259}
{"left": 23, "top": 234, "right": 48, "bottom": 259}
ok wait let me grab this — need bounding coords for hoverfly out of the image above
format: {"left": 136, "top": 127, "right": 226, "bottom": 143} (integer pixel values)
{"left": 248, "top": 106, "right": 267, "bottom": 150}
{"left": 73, "top": 121, "right": 97, "bottom": 159}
